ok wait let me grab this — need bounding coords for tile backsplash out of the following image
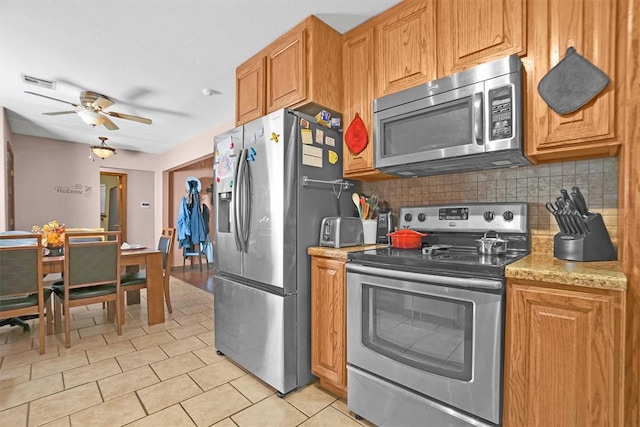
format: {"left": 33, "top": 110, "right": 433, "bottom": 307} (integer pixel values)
{"left": 361, "top": 157, "right": 618, "bottom": 237}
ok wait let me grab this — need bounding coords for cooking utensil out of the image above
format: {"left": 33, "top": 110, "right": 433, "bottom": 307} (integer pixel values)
{"left": 362, "top": 202, "right": 370, "bottom": 220}
{"left": 387, "top": 229, "right": 427, "bottom": 249}
{"left": 352, "top": 193, "right": 363, "bottom": 219}
{"left": 560, "top": 188, "right": 571, "bottom": 202}
{"left": 475, "top": 230, "right": 508, "bottom": 255}
{"left": 369, "top": 193, "right": 379, "bottom": 218}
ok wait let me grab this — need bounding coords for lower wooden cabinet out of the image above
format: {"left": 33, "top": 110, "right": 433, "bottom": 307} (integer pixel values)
{"left": 310, "top": 256, "right": 347, "bottom": 398}
{"left": 504, "top": 279, "right": 624, "bottom": 426}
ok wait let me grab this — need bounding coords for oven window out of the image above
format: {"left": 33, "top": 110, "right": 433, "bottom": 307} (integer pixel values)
{"left": 381, "top": 97, "right": 472, "bottom": 157}
{"left": 361, "top": 284, "right": 473, "bottom": 381}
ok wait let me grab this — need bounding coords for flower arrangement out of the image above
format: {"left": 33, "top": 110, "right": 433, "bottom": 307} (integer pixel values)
{"left": 32, "top": 220, "right": 66, "bottom": 248}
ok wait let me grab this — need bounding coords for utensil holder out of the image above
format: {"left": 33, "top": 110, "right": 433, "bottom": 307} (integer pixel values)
{"left": 554, "top": 213, "right": 616, "bottom": 261}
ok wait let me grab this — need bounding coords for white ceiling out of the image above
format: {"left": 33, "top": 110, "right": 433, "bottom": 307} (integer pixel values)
{"left": 0, "top": 0, "right": 401, "bottom": 154}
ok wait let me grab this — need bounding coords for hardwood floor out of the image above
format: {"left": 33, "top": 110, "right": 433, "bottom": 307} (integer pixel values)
{"left": 169, "top": 263, "right": 215, "bottom": 294}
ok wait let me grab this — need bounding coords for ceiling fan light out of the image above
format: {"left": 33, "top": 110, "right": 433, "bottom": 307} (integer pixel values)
{"left": 78, "top": 110, "right": 106, "bottom": 126}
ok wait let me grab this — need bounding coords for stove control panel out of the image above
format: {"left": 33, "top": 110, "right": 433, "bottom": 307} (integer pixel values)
{"left": 399, "top": 203, "right": 528, "bottom": 233}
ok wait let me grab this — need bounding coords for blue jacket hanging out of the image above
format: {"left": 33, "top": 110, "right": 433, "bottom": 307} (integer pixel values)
{"left": 177, "top": 196, "right": 191, "bottom": 248}
{"left": 178, "top": 179, "right": 208, "bottom": 249}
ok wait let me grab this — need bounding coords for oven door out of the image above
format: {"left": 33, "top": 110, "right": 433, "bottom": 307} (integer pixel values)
{"left": 346, "top": 264, "right": 504, "bottom": 425}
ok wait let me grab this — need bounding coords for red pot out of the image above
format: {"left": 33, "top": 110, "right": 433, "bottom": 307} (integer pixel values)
{"left": 387, "top": 229, "right": 427, "bottom": 249}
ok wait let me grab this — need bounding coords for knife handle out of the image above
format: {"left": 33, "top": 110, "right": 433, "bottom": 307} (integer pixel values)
{"left": 571, "top": 186, "right": 589, "bottom": 215}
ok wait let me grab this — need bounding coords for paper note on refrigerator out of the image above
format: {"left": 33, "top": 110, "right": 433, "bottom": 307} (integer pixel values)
{"left": 302, "top": 144, "right": 323, "bottom": 168}
{"left": 325, "top": 136, "right": 335, "bottom": 147}
{"left": 214, "top": 135, "right": 235, "bottom": 180}
{"left": 301, "top": 128, "right": 313, "bottom": 144}
{"left": 315, "top": 129, "right": 324, "bottom": 144}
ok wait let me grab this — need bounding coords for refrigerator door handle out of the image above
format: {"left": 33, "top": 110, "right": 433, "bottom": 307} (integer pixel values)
{"left": 233, "top": 148, "right": 247, "bottom": 252}
{"left": 241, "top": 151, "right": 251, "bottom": 249}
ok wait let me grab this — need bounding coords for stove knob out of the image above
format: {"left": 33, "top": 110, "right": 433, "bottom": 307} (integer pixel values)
{"left": 404, "top": 213, "right": 413, "bottom": 222}
{"left": 418, "top": 213, "right": 426, "bottom": 222}
{"left": 483, "top": 211, "right": 495, "bottom": 222}
{"left": 503, "top": 211, "right": 514, "bottom": 221}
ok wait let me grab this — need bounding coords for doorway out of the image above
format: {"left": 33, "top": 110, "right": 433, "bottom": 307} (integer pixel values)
{"left": 168, "top": 155, "right": 214, "bottom": 270}
{"left": 100, "top": 171, "right": 127, "bottom": 242}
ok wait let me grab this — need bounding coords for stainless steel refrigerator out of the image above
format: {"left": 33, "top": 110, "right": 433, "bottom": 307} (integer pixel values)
{"left": 213, "top": 108, "right": 353, "bottom": 396}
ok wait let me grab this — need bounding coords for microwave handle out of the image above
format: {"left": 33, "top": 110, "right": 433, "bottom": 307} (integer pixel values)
{"left": 473, "top": 92, "right": 483, "bottom": 145}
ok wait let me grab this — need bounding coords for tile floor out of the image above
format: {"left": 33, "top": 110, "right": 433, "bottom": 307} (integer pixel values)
{"left": 0, "top": 277, "right": 374, "bottom": 427}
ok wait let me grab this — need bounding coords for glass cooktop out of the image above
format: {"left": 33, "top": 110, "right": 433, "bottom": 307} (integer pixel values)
{"left": 348, "top": 245, "right": 528, "bottom": 278}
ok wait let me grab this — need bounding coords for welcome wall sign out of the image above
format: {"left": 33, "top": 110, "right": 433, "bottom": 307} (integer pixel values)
{"left": 53, "top": 184, "right": 93, "bottom": 197}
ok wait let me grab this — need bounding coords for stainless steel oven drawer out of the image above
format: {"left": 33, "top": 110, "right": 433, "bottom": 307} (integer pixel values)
{"left": 348, "top": 365, "right": 495, "bottom": 427}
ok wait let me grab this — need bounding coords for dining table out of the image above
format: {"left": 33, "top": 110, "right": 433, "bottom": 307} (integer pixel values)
{"left": 42, "top": 248, "right": 165, "bottom": 325}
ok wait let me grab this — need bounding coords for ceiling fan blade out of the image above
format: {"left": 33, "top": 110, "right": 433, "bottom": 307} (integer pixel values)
{"left": 102, "top": 116, "right": 119, "bottom": 130}
{"left": 104, "top": 111, "right": 152, "bottom": 125}
{"left": 92, "top": 96, "right": 114, "bottom": 110}
{"left": 24, "top": 91, "right": 79, "bottom": 107}
{"left": 42, "top": 110, "right": 78, "bottom": 116}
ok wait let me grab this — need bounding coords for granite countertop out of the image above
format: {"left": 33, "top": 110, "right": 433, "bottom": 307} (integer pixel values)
{"left": 308, "top": 244, "right": 387, "bottom": 260}
{"left": 506, "top": 253, "right": 627, "bottom": 291}
{"left": 309, "top": 239, "right": 627, "bottom": 291}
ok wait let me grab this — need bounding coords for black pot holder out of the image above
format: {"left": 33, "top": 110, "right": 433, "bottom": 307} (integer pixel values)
{"left": 538, "top": 47, "right": 610, "bottom": 115}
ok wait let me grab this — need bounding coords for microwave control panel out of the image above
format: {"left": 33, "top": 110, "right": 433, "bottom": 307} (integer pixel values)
{"left": 489, "top": 86, "right": 513, "bottom": 140}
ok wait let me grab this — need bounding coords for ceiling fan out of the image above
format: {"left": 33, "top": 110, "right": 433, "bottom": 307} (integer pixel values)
{"left": 24, "top": 90, "right": 152, "bottom": 130}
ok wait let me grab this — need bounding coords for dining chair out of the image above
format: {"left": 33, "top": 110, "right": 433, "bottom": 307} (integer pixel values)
{"left": 119, "top": 227, "right": 175, "bottom": 324}
{"left": 52, "top": 231, "right": 122, "bottom": 348}
{"left": 0, "top": 233, "right": 53, "bottom": 354}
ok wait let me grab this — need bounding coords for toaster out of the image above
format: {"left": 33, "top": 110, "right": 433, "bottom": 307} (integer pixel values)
{"left": 319, "top": 217, "right": 364, "bottom": 248}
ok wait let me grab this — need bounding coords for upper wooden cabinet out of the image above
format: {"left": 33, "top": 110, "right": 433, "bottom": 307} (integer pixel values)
{"left": 266, "top": 28, "right": 306, "bottom": 113}
{"left": 236, "top": 55, "right": 265, "bottom": 125}
{"left": 526, "top": 0, "right": 623, "bottom": 162}
{"left": 342, "top": 25, "right": 394, "bottom": 181}
{"left": 341, "top": 1, "right": 435, "bottom": 180}
{"left": 374, "top": 0, "right": 437, "bottom": 98}
{"left": 235, "top": 16, "right": 342, "bottom": 126}
{"left": 436, "top": 0, "right": 526, "bottom": 75}
{"left": 504, "top": 279, "right": 624, "bottom": 427}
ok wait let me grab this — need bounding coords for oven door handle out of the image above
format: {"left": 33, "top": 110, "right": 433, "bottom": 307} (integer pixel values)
{"left": 346, "top": 263, "right": 503, "bottom": 290}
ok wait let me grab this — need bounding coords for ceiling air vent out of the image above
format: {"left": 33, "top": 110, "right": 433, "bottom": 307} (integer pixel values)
{"left": 21, "top": 74, "right": 56, "bottom": 90}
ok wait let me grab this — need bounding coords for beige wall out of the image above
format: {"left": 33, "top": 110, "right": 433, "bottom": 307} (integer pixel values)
{"left": 121, "top": 169, "right": 156, "bottom": 249}
{"left": 12, "top": 134, "right": 102, "bottom": 231}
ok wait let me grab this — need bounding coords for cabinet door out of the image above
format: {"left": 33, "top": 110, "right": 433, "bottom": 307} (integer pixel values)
{"left": 266, "top": 28, "right": 306, "bottom": 113}
{"left": 374, "top": 0, "right": 437, "bottom": 97}
{"left": 527, "top": 0, "right": 621, "bottom": 162}
{"left": 436, "top": 0, "right": 526, "bottom": 75}
{"left": 311, "top": 257, "right": 347, "bottom": 396}
{"left": 236, "top": 55, "right": 265, "bottom": 125}
{"left": 343, "top": 26, "right": 375, "bottom": 174}
{"left": 504, "top": 282, "right": 623, "bottom": 427}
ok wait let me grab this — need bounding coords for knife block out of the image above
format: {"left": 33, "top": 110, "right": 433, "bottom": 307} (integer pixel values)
{"left": 554, "top": 213, "right": 616, "bottom": 261}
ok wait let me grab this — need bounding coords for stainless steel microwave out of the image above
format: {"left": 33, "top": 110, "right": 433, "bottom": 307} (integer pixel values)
{"left": 373, "top": 54, "right": 530, "bottom": 177}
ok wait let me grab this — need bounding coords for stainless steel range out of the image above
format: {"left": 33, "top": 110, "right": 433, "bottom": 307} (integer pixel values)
{"left": 346, "top": 203, "right": 529, "bottom": 427}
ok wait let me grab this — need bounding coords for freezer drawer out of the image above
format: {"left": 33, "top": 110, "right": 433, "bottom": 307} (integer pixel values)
{"left": 214, "top": 275, "right": 297, "bottom": 394}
